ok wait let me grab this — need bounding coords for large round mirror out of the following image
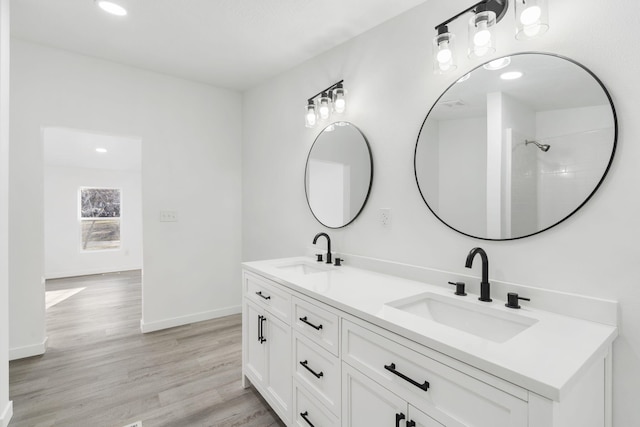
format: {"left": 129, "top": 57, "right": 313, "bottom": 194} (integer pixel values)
{"left": 305, "top": 122, "right": 373, "bottom": 228}
{"left": 415, "top": 53, "right": 617, "bottom": 240}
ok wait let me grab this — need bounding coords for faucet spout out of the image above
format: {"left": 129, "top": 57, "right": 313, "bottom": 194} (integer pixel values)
{"left": 312, "top": 232, "right": 332, "bottom": 264}
{"left": 465, "top": 247, "right": 492, "bottom": 302}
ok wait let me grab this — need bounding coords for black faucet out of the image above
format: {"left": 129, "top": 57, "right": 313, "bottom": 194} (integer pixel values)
{"left": 465, "top": 247, "right": 492, "bottom": 302}
{"left": 312, "top": 232, "right": 332, "bottom": 264}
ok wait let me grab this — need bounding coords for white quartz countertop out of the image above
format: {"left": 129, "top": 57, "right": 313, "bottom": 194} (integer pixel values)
{"left": 242, "top": 256, "right": 618, "bottom": 401}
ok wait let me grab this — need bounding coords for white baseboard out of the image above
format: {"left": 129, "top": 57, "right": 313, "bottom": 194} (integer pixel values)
{"left": 9, "top": 336, "right": 48, "bottom": 361}
{"left": 0, "top": 400, "right": 13, "bottom": 427}
{"left": 140, "top": 305, "right": 241, "bottom": 333}
{"left": 45, "top": 266, "right": 142, "bottom": 280}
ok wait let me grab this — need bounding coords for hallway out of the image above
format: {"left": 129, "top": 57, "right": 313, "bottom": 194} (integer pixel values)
{"left": 9, "top": 271, "right": 282, "bottom": 427}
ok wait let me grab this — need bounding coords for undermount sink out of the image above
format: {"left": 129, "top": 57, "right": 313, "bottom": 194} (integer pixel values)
{"left": 384, "top": 292, "right": 538, "bottom": 343}
{"left": 275, "top": 260, "right": 334, "bottom": 275}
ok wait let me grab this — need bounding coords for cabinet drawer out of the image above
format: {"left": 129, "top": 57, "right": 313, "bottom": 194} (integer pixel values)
{"left": 342, "top": 320, "right": 528, "bottom": 427}
{"left": 293, "top": 296, "right": 340, "bottom": 356}
{"left": 294, "top": 381, "right": 339, "bottom": 427}
{"left": 294, "top": 333, "right": 341, "bottom": 417}
{"left": 244, "top": 272, "right": 291, "bottom": 323}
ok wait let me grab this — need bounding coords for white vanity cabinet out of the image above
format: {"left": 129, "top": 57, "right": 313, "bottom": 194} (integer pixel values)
{"left": 242, "top": 262, "right": 615, "bottom": 427}
{"left": 242, "top": 272, "right": 293, "bottom": 424}
{"left": 343, "top": 362, "right": 443, "bottom": 427}
{"left": 342, "top": 319, "right": 528, "bottom": 427}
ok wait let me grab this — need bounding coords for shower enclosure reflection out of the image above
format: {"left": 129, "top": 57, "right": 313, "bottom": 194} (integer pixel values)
{"left": 415, "top": 53, "right": 617, "bottom": 240}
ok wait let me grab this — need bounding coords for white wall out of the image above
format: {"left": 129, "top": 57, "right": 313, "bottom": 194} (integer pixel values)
{"left": 242, "top": 0, "right": 640, "bottom": 424}
{"left": 536, "top": 105, "right": 614, "bottom": 228}
{"left": 438, "top": 117, "right": 486, "bottom": 236}
{"left": 10, "top": 39, "right": 243, "bottom": 356}
{"left": 44, "top": 165, "right": 143, "bottom": 278}
{"left": 0, "top": 0, "right": 11, "bottom": 423}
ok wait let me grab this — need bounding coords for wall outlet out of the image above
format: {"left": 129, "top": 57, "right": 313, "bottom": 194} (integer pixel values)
{"left": 380, "top": 208, "right": 392, "bottom": 227}
{"left": 122, "top": 422, "right": 142, "bottom": 427}
{"left": 160, "top": 210, "right": 178, "bottom": 222}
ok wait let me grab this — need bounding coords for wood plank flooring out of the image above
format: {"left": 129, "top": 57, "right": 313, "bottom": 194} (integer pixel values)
{"left": 9, "top": 271, "right": 285, "bottom": 427}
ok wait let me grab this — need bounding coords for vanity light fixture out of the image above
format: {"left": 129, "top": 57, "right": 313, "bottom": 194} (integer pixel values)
{"left": 95, "top": 0, "right": 128, "bottom": 16}
{"left": 515, "top": 0, "right": 549, "bottom": 39}
{"left": 433, "top": 0, "right": 549, "bottom": 74}
{"left": 304, "top": 80, "right": 346, "bottom": 128}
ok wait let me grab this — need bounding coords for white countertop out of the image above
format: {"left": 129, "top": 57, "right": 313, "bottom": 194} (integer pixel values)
{"left": 242, "top": 256, "right": 618, "bottom": 402}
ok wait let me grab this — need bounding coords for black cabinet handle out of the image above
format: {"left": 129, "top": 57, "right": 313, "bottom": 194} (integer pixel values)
{"left": 396, "top": 413, "right": 406, "bottom": 427}
{"left": 299, "top": 360, "right": 324, "bottom": 379}
{"left": 299, "top": 316, "right": 323, "bottom": 331}
{"left": 255, "top": 291, "right": 271, "bottom": 300}
{"left": 300, "top": 411, "right": 315, "bottom": 427}
{"left": 384, "top": 363, "right": 430, "bottom": 391}
{"left": 407, "top": 421, "right": 416, "bottom": 427}
{"left": 259, "top": 316, "right": 266, "bottom": 343}
{"left": 257, "top": 315, "right": 263, "bottom": 342}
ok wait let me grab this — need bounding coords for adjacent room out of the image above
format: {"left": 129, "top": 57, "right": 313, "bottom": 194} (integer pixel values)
{"left": 1, "top": 0, "right": 639, "bottom": 426}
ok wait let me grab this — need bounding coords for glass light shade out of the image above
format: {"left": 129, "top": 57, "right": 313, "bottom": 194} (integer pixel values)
{"left": 96, "top": 0, "right": 127, "bottom": 16}
{"left": 332, "top": 87, "right": 347, "bottom": 114}
{"left": 468, "top": 10, "right": 496, "bottom": 59}
{"left": 318, "top": 94, "right": 331, "bottom": 120}
{"left": 305, "top": 101, "right": 318, "bottom": 128}
{"left": 515, "top": 0, "right": 549, "bottom": 40}
{"left": 432, "top": 30, "right": 457, "bottom": 74}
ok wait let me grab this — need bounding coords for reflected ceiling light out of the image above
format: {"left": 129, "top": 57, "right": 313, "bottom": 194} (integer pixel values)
{"left": 483, "top": 56, "right": 511, "bottom": 70}
{"left": 500, "top": 70, "right": 523, "bottom": 80}
{"left": 304, "top": 80, "right": 347, "bottom": 129}
{"left": 95, "top": 1, "right": 128, "bottom": 16}
{"left": 457, "top": 73, "right": 471, "bottom": 83}
{"left": 432, "top": 0, "right": 549, "bottom": 74}
{"left": 96, "top": 148, "right": 108, "bottom": 153}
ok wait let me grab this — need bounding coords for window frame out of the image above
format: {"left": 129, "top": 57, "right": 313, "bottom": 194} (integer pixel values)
{"left": 78, "top": 186, "right": 123, "bottom": 252}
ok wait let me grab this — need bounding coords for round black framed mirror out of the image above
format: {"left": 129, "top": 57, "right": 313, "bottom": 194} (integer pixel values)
{"left": 305, "top": 122, "right": 373, "bottom": 228}
{"left": 415, "top": 52, "right": 617, "bottom": 240}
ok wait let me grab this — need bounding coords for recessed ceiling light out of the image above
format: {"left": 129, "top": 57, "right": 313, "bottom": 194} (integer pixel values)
{"left": 457, "top": 73, "right": 471, "bottom": 83}
{"left": 95, "top": 1, "right": 127, "bottom": 16}
{"left": 96, "top": 148, "right": 108, "bottom": 153}
{"left": 483, "top": 57, "right": 511, "bottom": 71}
{"left": 500, "top": 71, "right": 523, "bottom": 80}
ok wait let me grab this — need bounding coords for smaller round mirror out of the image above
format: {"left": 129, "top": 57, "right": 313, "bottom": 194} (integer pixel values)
{"left": 305, "top": 122, "right": 373, "bottom": 228}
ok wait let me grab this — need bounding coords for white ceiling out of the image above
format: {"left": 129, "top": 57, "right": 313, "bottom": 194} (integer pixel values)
{"left": 11, "top": 0, "right": 428, "bottom": 90}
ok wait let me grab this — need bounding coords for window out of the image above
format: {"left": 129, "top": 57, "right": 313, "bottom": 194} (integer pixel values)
{"left": 80, "top": 188, "right": 121, "bottom": 251}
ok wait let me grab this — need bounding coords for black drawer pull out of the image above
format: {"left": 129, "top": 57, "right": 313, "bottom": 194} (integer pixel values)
{"left": 255, "top": 291, "right": 271, "bottom": 300}
{"left": 299, "top": 316, "right": 323, "bottom": 330}
{"left": 299, "top": 360, "right": 324, "bottom": 379}
{"left": 300, "top": 411, "right": 315, "bottom": 427}
{"left": 395, "top": 413, "right": 406, "bottom": 427}
{"left": 407, "top": 421, "right": 416, "bottom": 427}
{"left": 384, "top": 363, "right": 430, "bottom": 391}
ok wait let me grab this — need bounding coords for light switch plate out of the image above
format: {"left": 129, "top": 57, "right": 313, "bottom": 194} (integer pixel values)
{"left": 160, "top": 210, "right": 178, "bottom": 222}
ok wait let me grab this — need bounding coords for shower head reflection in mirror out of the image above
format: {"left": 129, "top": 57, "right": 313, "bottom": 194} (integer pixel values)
{"left": 525, "top": 139, "right": 550, "bottom": 152}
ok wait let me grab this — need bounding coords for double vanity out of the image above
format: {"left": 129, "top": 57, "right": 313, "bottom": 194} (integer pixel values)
{"left": 242, "top": 254, "right": 617, "bottom": 427}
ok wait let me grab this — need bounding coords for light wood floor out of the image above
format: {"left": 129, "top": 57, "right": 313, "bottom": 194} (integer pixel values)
{"left": 9, "top": 271, "right": 285, "bottom": 427}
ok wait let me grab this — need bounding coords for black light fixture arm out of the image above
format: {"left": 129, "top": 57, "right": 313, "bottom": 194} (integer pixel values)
{"left": 307, "top": 80, "right": 344, "bottom": 103}
{"left": 434, "top": 0, "right": 508, "bottom": 31}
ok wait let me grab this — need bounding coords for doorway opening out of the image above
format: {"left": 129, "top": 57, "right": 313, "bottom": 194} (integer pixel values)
{"left": 42, "top": 127, "right": 142, "bottom": 314}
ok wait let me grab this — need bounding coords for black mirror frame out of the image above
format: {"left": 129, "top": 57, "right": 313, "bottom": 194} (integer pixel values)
{"left": 305, "top": 122, "right": 374, "bottom": 229}
{"left": 414, "top": 52, "right": 618, "bottom": 241}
